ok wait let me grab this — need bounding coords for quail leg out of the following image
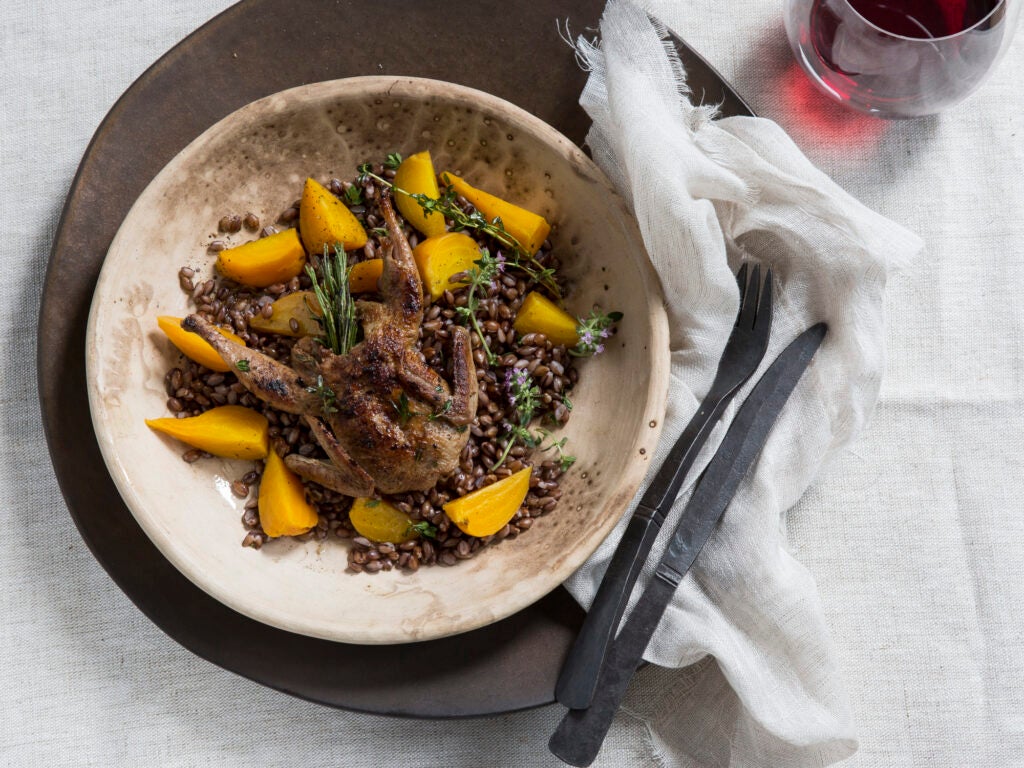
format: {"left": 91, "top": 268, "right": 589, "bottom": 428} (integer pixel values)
{"left": 182, "top": 315, "right": 318, "bottom": 414}
{"left": 283, "top": 415, "right": 374, "bottom": 498}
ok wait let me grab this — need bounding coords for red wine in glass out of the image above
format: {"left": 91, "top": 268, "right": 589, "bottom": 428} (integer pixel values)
{"left": 786, "top": 0, "right": 1009, "bottom": 116}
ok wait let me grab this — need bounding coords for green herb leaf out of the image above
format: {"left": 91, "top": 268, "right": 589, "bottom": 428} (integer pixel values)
{"left": 235, "top": 360, "right": 250, "bottom": 372}
{"left": 391, "top": 391, "right": 412, "bottom": 425}
{"left": 537, "top": 431, "right": 576, "bottom": 473}
{"left": 305, "top": 244, "right": 358, "bottom": 355}
{"left": 343, "top": 185, "right": 364, "bottom": 206}
{"left": 571, "top": 308, "right": 622, "bottom": 358}
{"left": 407, "top": 520, "right": 437, "bottom": 539}
{"left": 450, "top": 248, "right": 507, "bottom": 365}
{"left": 385, "top": 152, "right": 403, "bottom": 170}
{"left": 305, "top": 375, "right": 338, "bottom": 415}
{"left": 428, "top": 399, "right": 453, "bottom": 421}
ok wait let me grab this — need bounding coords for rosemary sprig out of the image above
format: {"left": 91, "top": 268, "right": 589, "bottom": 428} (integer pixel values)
{"left": 356, "top": 164, "right": 561, "bottom": 297}
{"left": 306, "top": 244, "right": 358, "bottom": 355}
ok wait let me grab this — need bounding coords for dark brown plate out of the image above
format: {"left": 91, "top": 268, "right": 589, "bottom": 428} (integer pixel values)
{"left": 39, "top": 0, "right": 750, "bottom": 717}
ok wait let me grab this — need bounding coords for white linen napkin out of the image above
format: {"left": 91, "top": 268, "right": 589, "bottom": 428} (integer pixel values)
{"left": 562, "top": 2, "right": 924, "bottom": 765}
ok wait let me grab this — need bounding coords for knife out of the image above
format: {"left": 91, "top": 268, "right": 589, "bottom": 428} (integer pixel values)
{"left": 668, "top": 30, "right": 755, "bottom": 118}
{"left": 555, "top": 265, "right": 772, "bottom": 710}
{"left": 548, "top": 322, "right": 828, "bottom": 768}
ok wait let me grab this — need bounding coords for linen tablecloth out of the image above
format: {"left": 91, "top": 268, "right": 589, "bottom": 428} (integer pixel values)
{"left": 2, "top": 1, "right": 1022, "bottom": 765}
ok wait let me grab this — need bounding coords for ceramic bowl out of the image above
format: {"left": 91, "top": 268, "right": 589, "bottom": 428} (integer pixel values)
{"left": 86, "top": 77, "right": 668, "bottom": 644}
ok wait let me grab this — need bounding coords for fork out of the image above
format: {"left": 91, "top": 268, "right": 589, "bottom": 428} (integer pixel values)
{"left": 554, "top": 264, "right": 774, "bottom": 710}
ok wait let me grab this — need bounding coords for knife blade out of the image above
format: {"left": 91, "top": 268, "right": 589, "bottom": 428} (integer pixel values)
{"left": 548, "top": 323, "right": 828, "bottom": 768}
{"left": 668, "top": 30, "right": 755, "bottom": 118}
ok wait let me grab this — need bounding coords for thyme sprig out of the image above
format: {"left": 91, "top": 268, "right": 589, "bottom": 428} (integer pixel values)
{"left": 306, "top": 244, "right": 358, "bottom": 355}
{"left": 342, "top": 185, "right": 364, "bottom": 206}
{"left": 454, "top": 249, "right": 504, "bottom": 366}
{"left": 355, "top": 164, "right": 560, "bottom": 297}
{"left": 305, "top": 375, "right": 338, "bottom": 415}
{"left": 536, "top": 429, "right": 577, "bottom": 473}
{"left": 571, "top": 309, "right": 623, "bottom": 358}
{"left": 488, "top": 368, "right": 575, "bottom": 472}
{"left": 489, "top": 368, "right": 540, "bottom": 471}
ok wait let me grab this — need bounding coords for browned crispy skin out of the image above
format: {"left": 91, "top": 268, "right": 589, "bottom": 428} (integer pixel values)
{"left": 183, "top": 193, "right": 478, "bottom": 496}
{"left": 182, "top": 314, "right": 318, "bottom": 415}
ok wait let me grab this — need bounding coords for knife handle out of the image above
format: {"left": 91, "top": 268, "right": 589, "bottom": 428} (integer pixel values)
{"left": 548, "top": 575, "right": 677, "bottom": 768}
{"left": 554, "top": 396, "right": 731, "bottom": 710}
{"left": 554, "top": 510, "right": 661, "bottom": 709}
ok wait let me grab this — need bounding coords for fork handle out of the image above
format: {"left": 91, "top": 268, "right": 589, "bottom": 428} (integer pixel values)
{"left": 553, "top": 393, "right": 732, "bottom": 710}
{"left": 554, "top": 510, "right": 660, "bottom": 709}
{"left": 549, "top": 574, "right": 676, "bottom": 767}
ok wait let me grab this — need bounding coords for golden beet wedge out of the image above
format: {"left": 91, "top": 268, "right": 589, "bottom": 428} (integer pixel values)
{"left": 349, "top": 497, "right": 420, "bottom": 544}
{"left": 216, "top": 228, "right": 307, "bottom": 288}
{"left": 393, "top": 151, "right": 447, "bottom": 238}
{"left": 259, "top": 449, "right": 318, "bottom": 538}
{"left": 247, "top": 291, "right": 322, "bottom": 337}
{"left": 299, "top": 177, "right": 368, "bottom": 254}
{"left": 440, "top": 172, "right": 551, "bottom": 256}
{"left": 158, "top": 315, "right": 246, "bottom": 372}
{"left": 145, "top": 405, "right": 270, "bottom": 460}
{"left": 348, "top": 258, "right": 384, "bottom": 293}
{"left": 443, "top": 467, "right": 533, "bottom": 537}
{"left": 512, "top": 292, "right": 579, "bottom": 347}
{"left": 412, "top": 233, "right": 481, "bottom": 300}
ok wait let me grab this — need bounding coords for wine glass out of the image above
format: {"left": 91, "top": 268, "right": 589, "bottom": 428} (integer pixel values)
{"left": 784, "top": 0, "right": 1019, "bottom": 117}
